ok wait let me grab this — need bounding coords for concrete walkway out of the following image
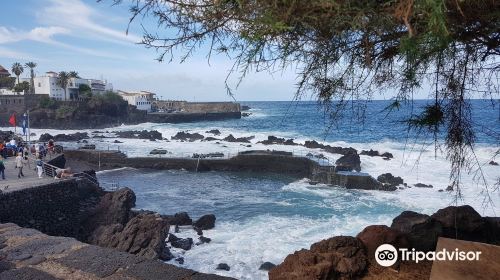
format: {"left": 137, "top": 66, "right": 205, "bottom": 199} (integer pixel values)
{"left": 0, "top": 156, "right": 55, "bottom": 193}
{"left": 0, "top": 223, "right": 232, "bottom": 280}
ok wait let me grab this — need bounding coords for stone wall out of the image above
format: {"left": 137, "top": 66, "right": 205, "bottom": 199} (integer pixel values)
{"left": 0, "top": 178, "right": 102, "bottom": 237}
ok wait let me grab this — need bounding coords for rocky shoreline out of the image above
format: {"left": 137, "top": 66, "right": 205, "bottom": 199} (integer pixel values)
{"left": 269, "top": 205, "right": 500, "bottom": 280}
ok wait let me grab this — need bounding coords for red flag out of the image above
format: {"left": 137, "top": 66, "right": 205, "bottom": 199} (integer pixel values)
{"left": 8, "top": 113, "right": 16, "bottom": 127}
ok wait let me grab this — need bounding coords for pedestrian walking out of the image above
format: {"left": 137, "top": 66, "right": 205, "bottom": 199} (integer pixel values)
{"left": 15, "top": 152, "right": 25, "bottom": 178}
{"left": 36, "top": 155, "right": 44, "bottom": 179}
{"left": 0, "top": 156, "right": 5, "bottom": 180}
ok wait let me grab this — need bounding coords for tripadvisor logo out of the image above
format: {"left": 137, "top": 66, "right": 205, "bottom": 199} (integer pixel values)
{"left": 374, "top": 244, "right": 482, "bottom": 267}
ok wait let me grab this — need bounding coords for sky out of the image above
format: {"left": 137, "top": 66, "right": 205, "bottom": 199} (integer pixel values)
{"left": 0, "top": 0, "right": 299, "bottom": 101}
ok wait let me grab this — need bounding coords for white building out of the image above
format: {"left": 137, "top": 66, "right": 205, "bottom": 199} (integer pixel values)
{"left": 19, "top": 71, "right": 113, "bottom": 100}
{"left": 117, "top": 90, "right": 156, "bottom": 112}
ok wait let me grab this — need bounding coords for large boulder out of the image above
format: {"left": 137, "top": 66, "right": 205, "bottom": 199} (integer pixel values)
{"left": 335, "top": 153, "right": 361, "bottom": 172}
{"left": 377, "top": 173, "right": 404, "bottom": 188}
{"left": 163, "top": 212, "right": 192, "bottom": 226}
{"left": 391, "top": 211, "right": 442, "bottom": 252}
{"left": 38, "top": 133, "right": 54, "bottom": 142}
{"left": 259, "top": 136, "right": 298, "bottom": 146}
{"left": 223, "top": 134, "right": 254, "bottom": 143}
{"left": 269, "top": 236, "right": 367, "bottom": 280}
{"left": 193, "top": 214, "right": 216, "bottom": 230}
{"left": 89, "top": 212, "right": 170, "bottom": 260}
{"left": 53, "top": 132, "right": 89, "bottom": 142}
{"left": 431, "top": 205, "right": 485, "bottom": 242}
{"left": 115, "top": 130, "right": 162, "bottom": 140}
{"left": 356, "top": 225, "right": 409, "bottom": 263}
{"left": 171, "top": 131, "right": 204, "bottom": 141}
{"left": 482, "top": 217, "right": 500, "bottom": 245}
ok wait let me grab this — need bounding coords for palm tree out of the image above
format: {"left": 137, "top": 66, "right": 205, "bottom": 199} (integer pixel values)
{"left": 24, "top": 62, "right": 37, "bottom": 94}
{"left": 57, "top": 71, "right": 70, "bottom": 101}
{"left": 68, "top": 71, "right": 79, "bottom": 78}
{"left": 11, "top": 62, "right": 23, "bottom": 85}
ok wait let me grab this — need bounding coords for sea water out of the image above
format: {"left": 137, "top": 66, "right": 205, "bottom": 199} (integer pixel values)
{"left": 6, "top": 100, "right": 499, "bottom": 279}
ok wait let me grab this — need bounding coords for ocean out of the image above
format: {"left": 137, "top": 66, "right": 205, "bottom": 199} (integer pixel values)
{"left": 6, "top": 100, "right": 499, "bottom": 279}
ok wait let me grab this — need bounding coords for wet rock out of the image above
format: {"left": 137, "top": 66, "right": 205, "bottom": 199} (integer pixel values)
{"left": 113, "top": 140, "right": 123, "bottom": 143}
{"left": 51, "top": 132, "right": 89, "bottom": 142}
{"left": 356, "top": 225, "right": 409, "bottom": 263}
{"left": 360, "top": 149, "right": 393, "bottom": 159}
{"left": 89, "top": 212, "right": 170, "bottom": 259}
{"left": 242, "top": 112, "right": 252, "bottom": 117}
{"left": 198, "top": 236, "right": 211, "bottom": 244}
{"left": 431, "top": 205, "right": 485, "bottom": 242}
{"left": 206, "top": 129, "right": 221, "bottom": 136}
{"left": 174, "top": 225, "right": 179, "bottom": 233}
{"left": 489, "top": 161, "right": 499, "bottom": 166}
{"left": 163, "top": 212, "right": 192, "bottom": 226}
{"left": 304, "top": 140, "right": 324, "bottom": 149}
{"left": 195, "top": 227, "right": 203, "bottom": 236}
{"left": 38, "top": 133, "right": 54, "bottom": 142}
{"left": 335, "top": 153, "right": 361, "bottom": 172}
{"left": 269, "top": 236, "right": 367, "bottom": 280}
{"left": 360, "top": 149, "right": 380, "bottom": 157}
{"left": 193, "top": 214, "right": 216, "bottom": 230}
{"left": 171, "top": 237, "right": 193, "bottom": 251}
{"left": 204, "top": 137, "right": 220, "bottom": 141}
{"left": 159, "top": 246, "right": 175, "bottom": 261}
{"left": 259, "top": 262, "right": 276, "bottom": 271}
{"left": 381, "top": 152, "right": 394, "bottom": 159}
{"left": 150, "top": 149, "right": 168, "bottom": 155}
{"left": 171, "top": 131, "right": 204, "bottom": 141}
{"left": 377, "top": 173, "right": 404, "bottom": 188}
{"left": 446, "top": 185, "right": 453, "bottom": 191}
{"left": 258, "top": 136, "right": 298, "bottom": 146}
{"left": 241, "top": 105, "right": 251, "bottom": 111}
{"left": 391, "top": 211, "right": 442, "bottom": 251}
{"left": 115, "top": 130, "right": 162, "bottom": 141}
{"left": 414, "top": 183, "right": 433, "bottom": 188}
{"left": 175, "top": 257, "right": 185, "bottom": 264}
{"left": 216, "top": 263, "right": 230, "bottom": 271}
{"left": 223, "top": 134, "right": 254, "bottom": 143}
{"left": 168, "top": 233, "right": 179, "bottom": 243}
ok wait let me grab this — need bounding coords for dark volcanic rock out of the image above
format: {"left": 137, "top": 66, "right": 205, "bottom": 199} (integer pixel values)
{"left": 198, "top": 236, "right": 212, "bottom": 244}
{"left": 52, "top": 132, "right": 89, "bottom": 142}
{"left": 223, "top": 134, "right": 254, "bottom": 143}
{"left": 335, "top": 153, "right": 361, "bottom": 172}
{"left": 84, "top": 188, "right": 136, "bottom": 228}
{"left": 259, "top": 262, "right": 276, "bottom": 271}
{"left": 204, "top": 137, "right": 220, "bottom": 141}
{"left": 489, "top": 160, "right": 499, "bottom": 166}
{"left": 431, "top": 205, "right": 485, "bottom": 242}
{"left": 269, "top": 236, "right": 367, "bottom": 280}
{"left": 356, "top": 225, "right": 409, "bottom": 263}
{"left": 414, "top": 183, "right": 433, "bottom": 188}
{"left": 171, "top": 237, "right": 193, "bottom": 251}
{"left": 115, "top": 130, "right": 162, "bottom": 141}
{"left": 360, "top": 149, "right": 394, "bottom": 159}
{"left": 193, "top": 214, "right": 216, "bottom": 230}
{"left": 377, "top": 173, "right": 404, "bottom": 188}
{"left": 241, "top": 105, "right": 251, "bottom": 111}
{"left": 216, "top": 263, "right": 230, "bottom": 271}
{"left": 38, "top": 133, "right": 54, "bottom": 142}
{"left": 205, "top": 129, "right": 221, "bottom": 136}
{"left": 89, "top": 212, "right": 170, "bottom": 259}
{"left": 391, "top": 211, "right": 442, "bottom": 251}
{"left": 163, "top": 212, "right": 192, "bottom": 226}
{"left": 171, "top": 131, "right": 204, "bottom": 141}
{"left": 258, "top": 136, "right": 298, "bottom": 146}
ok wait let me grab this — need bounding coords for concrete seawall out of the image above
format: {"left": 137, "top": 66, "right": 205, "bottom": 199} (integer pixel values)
{"left": 64, "top": 150, "right": 316, "bottom": 178}
{"left": 146, "top": 111, "right": 241, "bottom": 123}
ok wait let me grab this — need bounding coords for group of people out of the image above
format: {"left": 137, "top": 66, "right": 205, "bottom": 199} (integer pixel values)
{"left": 0, "top": 139, "right": 59, "bottom": 180}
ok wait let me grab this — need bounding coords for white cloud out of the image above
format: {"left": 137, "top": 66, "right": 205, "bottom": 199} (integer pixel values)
{"left": 0, "top": 26, "right": 69, "bottom": 44}
{"left": 0, "top": 46, "right": 37, "bottom": 60}
{"left": 37, "top": 0, "right": 141, "bottom": 44}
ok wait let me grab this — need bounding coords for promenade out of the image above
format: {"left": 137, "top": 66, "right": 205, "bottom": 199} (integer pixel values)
{"left": 0, "top": 156, "right": 55, "bottom": 193}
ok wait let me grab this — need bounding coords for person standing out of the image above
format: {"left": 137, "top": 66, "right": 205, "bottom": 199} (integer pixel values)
{"left": 36, "top": 155, "right": 44, "bottom": 179}
{"left": 15, "top": 152, "right": 24, "bottom": 178}
{"left": 0, "top": 156, "right": 5, "bottom": 180}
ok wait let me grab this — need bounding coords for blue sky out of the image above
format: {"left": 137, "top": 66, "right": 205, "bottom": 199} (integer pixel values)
{"left": 0, "top": 0, "right": 299, "bottom": 101}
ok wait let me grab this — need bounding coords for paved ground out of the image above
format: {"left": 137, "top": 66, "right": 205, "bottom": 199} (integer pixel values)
{"left": 0, "top": 157, "right": 55, "bottom": 193}
{"left": 0, "top": 223, "right": 233, "bottom": 280}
